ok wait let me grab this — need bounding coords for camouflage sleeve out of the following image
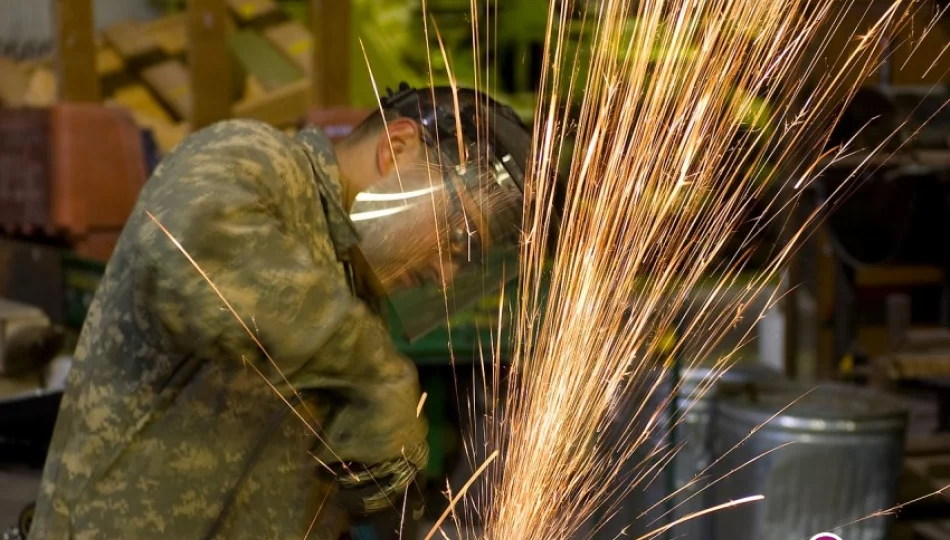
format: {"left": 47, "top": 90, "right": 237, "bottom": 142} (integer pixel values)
{"left": 135, "top": 120, "right": 427, "bottom": 466}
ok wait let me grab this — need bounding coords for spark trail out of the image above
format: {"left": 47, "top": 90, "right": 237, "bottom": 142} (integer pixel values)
{"left": 461, "top": 1, "right": 939, "bottom": 539}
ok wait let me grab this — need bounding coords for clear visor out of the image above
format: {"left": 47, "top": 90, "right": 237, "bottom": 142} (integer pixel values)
{"left": 350, "top": 147, "right": 523, "bottom": 341}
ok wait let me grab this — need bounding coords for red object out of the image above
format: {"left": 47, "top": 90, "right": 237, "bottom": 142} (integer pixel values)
{"left": 304, "top": 107, "right": 373, "bottom": 141}
{"left": 0, "top": 104, "right": 147, "bottom": 261}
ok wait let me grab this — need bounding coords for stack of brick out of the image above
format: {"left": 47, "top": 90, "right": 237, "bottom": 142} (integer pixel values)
{"left": 0, "top": 104, "right": 147, "bottom": 262}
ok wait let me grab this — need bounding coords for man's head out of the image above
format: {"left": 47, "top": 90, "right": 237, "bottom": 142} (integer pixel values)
{"left": 332, "top": 84, "right": 534, "bottom": 339}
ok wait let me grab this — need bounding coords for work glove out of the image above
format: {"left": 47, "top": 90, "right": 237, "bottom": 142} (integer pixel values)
{"left": 333, "top": 441, "right": 429, "bottom": 515}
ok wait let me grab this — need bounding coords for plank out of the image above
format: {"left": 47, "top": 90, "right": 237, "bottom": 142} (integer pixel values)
{"left": 141, "top": 60, "right": 192, "bottom": 120}
{"left": 263, "top": 20, "right": 312, "bottom": 74}
{"left": 229, "top": 29, "right": 303, "bottom": 91}
{"left": 110, "top": 86, "right": 190, "bottom": 153}
{"left": 102, "top": 21, "right": 162, "bottom": 63}
{"left": 147, "top": 14, "right": 188, "bottom": 57}
{"left": 96, "top": 46, "right": 125, "bottom": 78}
{"left": 110, "top": 85, "right": 172, "bottom": 122}
{"left": 130, "top": 114, "right": 189, "bottom": 154}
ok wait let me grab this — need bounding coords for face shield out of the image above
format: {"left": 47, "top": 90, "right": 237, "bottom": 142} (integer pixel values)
{"left": 350, "top": 84, "right": 529, "bottom": 341}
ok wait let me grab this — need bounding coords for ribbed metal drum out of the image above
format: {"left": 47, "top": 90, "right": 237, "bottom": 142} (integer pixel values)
{"left": 668, "top": 364, "right": 781, "bottom": 539}
{"left": 711, "top": 383, "right": 907, "bottom": 540}
{"left": 590, "top": 368, "right": 674, "bottom": 540}
{"left": 588, "top": 363, "right": 781, "bottom": 539}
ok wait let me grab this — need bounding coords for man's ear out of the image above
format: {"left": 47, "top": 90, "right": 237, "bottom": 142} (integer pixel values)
{"left": 376, "top": 118, "right": 423, "bottom": 175}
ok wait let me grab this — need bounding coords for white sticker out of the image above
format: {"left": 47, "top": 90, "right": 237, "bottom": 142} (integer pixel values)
{"left": 809, "top": 534, "right": 843, "bottom": 540}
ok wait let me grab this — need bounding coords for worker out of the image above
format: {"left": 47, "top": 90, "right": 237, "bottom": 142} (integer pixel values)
{"left": 27, "top": 84, "right": 534, "bottom": 539}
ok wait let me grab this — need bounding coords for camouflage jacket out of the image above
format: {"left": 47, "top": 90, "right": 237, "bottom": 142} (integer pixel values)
{"left": 29, "top": 121, "right": 428, "bottom": 540}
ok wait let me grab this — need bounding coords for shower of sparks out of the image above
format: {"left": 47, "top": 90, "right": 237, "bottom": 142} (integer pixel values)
{"left": 447, "top": 0, "right": 943, "bottom": 539}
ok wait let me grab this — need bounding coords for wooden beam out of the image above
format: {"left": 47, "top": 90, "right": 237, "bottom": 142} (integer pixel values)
{"left": 781, "top": 193, "right": 803, "bottom": 380}
{"left": 264, "top": 21, "right": 313, "bottom": 74}
{"left": 187, "top": 0, "right": 233, "bottom": 129}
{"left": 310, "top": 0, "right": 351, "bottom": 107}
{"left": 815, "top": 228, "right": 837, "bottom": 380}
{"left": 52, "top": 0, "right": 101, "bottom": 102}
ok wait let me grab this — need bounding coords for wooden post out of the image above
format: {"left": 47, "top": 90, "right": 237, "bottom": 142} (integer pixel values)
{"left": 780, "top": 192, "right": 803, "bottom": 380}
{"left": 310, "top": 0, "right": 351, "bottom": 107}
{"left": 187, "top": 0, "right": 232, "bottom": 129}
{"left": 52, "top": 0, "right": 101, "bottom": 102}
{"left": 782, "top": 264, "right": 800, "bottom": 380}
{"left": 815, "top": 227, "right": 837, "bottom": 380}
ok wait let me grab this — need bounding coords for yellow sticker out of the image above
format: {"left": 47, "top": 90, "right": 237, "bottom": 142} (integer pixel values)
{"left": 288, "top": 39, "right": 310, "bottom": 56}
{"left": 239, "top": 2, "right": 257, "bottom": 18}
{"left": 840, "top": 353, "right": 854, "bottom": 375}
{"left": 170, "top": 84, "right": 189, "bottom": 98}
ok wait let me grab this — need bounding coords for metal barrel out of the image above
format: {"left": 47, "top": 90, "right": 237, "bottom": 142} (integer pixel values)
{"left": 588, "top": 363, "right": 780, "bottom": 539}
{"left": 711, "top": 382, "right": 907, "bottom": 540}
{"left": 669, "top": 363, "right": 782, "bottom": 539}
{"left": 590, "top": 367, "right": 674, "bottom": 540}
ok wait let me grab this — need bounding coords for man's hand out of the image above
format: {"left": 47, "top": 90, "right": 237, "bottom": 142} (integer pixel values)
{"left": 334, "top": 441, "right": 429, "bottom": 515}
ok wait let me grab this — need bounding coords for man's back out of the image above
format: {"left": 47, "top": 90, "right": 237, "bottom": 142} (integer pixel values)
{"left": 28, "top": 120, "right": 390, "bottom": 539}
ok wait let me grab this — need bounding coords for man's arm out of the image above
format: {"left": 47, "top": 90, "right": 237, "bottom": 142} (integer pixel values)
{"left": 134, "top": 120, "right": 426, "bottom": 466}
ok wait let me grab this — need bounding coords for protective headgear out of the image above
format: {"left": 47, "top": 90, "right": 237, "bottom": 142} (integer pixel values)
{"left": 350, "top": 83, "right": 532, "bottom": 341}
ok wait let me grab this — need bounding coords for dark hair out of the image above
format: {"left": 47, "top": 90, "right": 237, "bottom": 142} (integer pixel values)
{"left": 347, "top": 87, "right": 530, "bottom": 157}
{"left": 342, "top": 108, "right": 401, "bottom": 145}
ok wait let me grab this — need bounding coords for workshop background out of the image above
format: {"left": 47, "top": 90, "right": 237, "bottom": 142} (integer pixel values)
{"left": 1, "top": 1, "right": 950, "bottom": 539}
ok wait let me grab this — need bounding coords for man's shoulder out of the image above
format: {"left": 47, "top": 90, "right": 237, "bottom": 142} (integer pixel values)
{"left": 170, "top": 119, "right": 297, "bottom": 160}
{"left": 195, "top": 118, "right": 289, "bottom": 142}
{"left": 147, "top": 120, "right": 310, "bottom": 195}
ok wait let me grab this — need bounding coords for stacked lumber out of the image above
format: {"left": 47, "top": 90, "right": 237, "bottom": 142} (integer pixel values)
{"left": 0, "top": 0, "right": 333, "bottom": 155}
